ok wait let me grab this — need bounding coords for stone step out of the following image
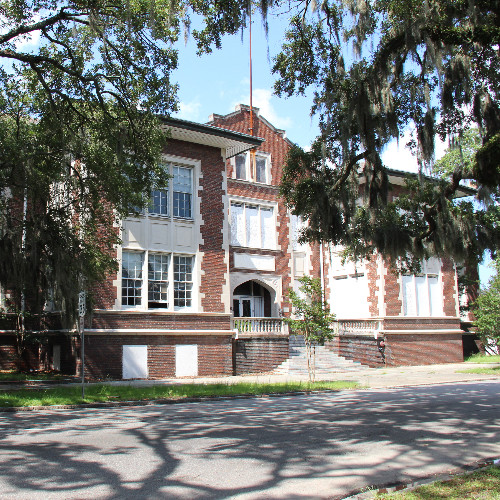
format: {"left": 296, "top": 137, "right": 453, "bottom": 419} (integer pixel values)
{"left": 271, "top": 335, "right": 368, "bottom": 375}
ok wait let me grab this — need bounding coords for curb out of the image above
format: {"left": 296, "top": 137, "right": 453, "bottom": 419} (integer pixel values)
{"left": 341, "top": 457, "right": 500, "bottom": 499}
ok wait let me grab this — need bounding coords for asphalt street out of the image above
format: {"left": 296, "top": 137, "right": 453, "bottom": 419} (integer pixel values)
{"left": 0, "top": 380, "right": 499, "bottom": 499}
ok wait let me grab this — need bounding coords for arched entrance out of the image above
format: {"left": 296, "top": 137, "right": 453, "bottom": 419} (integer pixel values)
{"left": 233, "top": 280, "right": 272, "bottom": 317}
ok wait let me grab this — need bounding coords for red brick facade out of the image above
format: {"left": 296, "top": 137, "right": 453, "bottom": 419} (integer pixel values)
{"left": 0, "top": 107, "right": 477, "bottom": 377}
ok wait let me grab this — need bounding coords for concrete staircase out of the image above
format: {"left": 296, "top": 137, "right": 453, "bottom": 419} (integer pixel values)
{"left": 272, "top": 335, "right": 367, "bottom": 376}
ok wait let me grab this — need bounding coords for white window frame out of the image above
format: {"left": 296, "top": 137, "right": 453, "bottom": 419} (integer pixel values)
{"left": 132, "top": 162, "right": 194, "bottom": 221}
{"left": 231, "top": 151, "right": 271, "bottom": 184}
{"left": 121, "top": 250, "right": 195, "bottom": 311}
{"left": 230, "top": 200, "right": 277, "bottom": 250}
{"left": 402, "top": 273, "right": 443, "bottom": 317}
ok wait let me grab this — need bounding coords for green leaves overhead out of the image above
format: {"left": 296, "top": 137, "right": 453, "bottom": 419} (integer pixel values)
{"left": 0, "top": 0, "right": 252, "bottom": 324}
{"left": 274, "top": 0, "right": 500, "bottom": 267}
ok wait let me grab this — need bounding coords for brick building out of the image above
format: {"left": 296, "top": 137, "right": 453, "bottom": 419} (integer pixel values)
{"left": 0, "top": 105, "right": 478, "bottom": 377}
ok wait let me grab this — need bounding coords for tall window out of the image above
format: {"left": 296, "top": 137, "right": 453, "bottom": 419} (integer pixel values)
{"left": 122, "top": 251, "right": 194, "bottom": 310}
{"left": 148, "top": 254, "right": 170, "bottom": 308}
{"left": 136, "top": 163, "right": 193, "bottom": 219}
{"left": 255, "top": 155, "right": 268, "bottom": 183}
{"left": 402, "top": 274, "right": 442, "bottom": 316}
{"left": 122, "top": 252, "right": 143, "bottom": 306}
{"left": 173, "top": 166, "right": 192, "bottom": 218}
{"left": 174, "top": 255, "right": 193, "bottom": 307}
{"left": 230, "top": 202, "right": 275, "bottom": 249}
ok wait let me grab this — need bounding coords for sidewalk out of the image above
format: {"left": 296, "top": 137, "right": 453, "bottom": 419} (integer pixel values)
{"left": 1, "top": 362, "right": 498, "bottom": 392}
{"left": 102, "top": 361, "right": 499, "bottom": 390}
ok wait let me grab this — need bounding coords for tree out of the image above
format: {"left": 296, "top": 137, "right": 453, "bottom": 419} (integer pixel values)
{"left": 473, "top": 257, "right": 500, "bottom": 354}
{"left": 0, "top": 1, "right": 255, "bottom": 352}
{"left": 284, "top": 276, "right": 335, "bottom": 382}
{"left": 273, "top": 0, "right": 500, "bottom": 270}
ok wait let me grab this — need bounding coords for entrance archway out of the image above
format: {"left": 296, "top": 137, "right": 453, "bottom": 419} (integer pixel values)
{"left": 233, "top": 281, "right": 272, "bottom": 317}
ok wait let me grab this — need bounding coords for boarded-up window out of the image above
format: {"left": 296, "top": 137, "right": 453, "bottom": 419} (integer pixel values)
{"left": 123, "top": 345, "right": 148, "bottom": 379}
{"left": 403, "top": 274, "right": 442, "bottom": 317}
{"left": 175, "top": 345, "right": 198, "bottom": 377}
{"left": 230, "top": 202, "right": 275, "bottom": 249}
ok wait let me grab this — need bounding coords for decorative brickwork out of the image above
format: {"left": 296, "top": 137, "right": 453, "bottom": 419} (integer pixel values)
{"left": 210, "top": 106, "right": 294, "bottom": 314}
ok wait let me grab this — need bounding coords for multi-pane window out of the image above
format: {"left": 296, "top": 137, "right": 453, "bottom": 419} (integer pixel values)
{"left": 148, "top": 254, "right": 170, "bottom": 308}
{"left": 173, "top": 166, "right": 192, "bottom": 218}
{"left": 174, "top": 255, "right": 193, "bottom": 307}
{"left": 122, "top": 251, "right": 194, "bottom": 310}
{"left": 135, "top": 163, "right": 193, "bottom": 219}
{"left": 402, "top": 274, "right": 441, "bottom": 316}
{"left": 230, "top": 202, "right": 275, "bottom": 249}
{"left": 122, "top": 252, "right": 143, "bottom": 306}
{"left": 149, "top": 189, "right": 168, "bottom": 216}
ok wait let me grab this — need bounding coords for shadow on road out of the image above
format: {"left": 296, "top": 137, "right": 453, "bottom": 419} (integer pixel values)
{"left": 0, "top": 382, "right": 499, "bottom": 499}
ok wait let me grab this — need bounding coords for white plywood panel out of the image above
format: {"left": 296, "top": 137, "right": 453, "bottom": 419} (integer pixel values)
{"left": 176, "top": 344, "right": 198, "bottom": 377}
{"left": 149, "top": 220, "right": 170, "bottom": 250}
{"left": 122, "top": 345, "right": 148, "bottom": 379}
{"left": 174, "top": 224, "right": 194, "bottom": 249}
{"left": 122, "top": 220, "right": 144, "bottom": 248}
{"left": 234, "top": 253, "right": 275, "bottom": 271}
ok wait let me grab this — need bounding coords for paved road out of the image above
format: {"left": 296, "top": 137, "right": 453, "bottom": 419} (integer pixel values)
{"left": 0, "top": 380, "right": 499, "bottom": 499}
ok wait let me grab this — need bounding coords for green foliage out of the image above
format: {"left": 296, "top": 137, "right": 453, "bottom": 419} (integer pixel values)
{"left": 285, "top": 276, "right": 335, "bottom": 381}
{"left": 0, "top": 0, "right": 254, "bottom": 326}
{"left": 473, "top": 257, "right": 500, "bottom": 348}
{"left": 274, "top": 0, "right": 500, "bottom": 268}
{"left": 434, "top": 129, "right": 482, "bottom": 179}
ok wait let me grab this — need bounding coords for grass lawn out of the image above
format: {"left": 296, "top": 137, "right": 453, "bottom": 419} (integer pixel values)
{"left": 459, "top": 354, "right": 500, "bottom": 375}
{"left": 0, "top": 380, "right": 359, "bottom": 408}
{"left": 458, "top": 366, "right": 500, "bottom": 375}
{"left": 377, "top": 465, "right": 500, "bottom": 499}
{"left": 465, "top": 353, "right": 500, "bottom": 363}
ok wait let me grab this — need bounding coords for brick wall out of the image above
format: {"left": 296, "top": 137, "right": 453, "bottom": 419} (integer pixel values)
{"left": 0, "top": 333, "right": 77, "bottom": 373}
{"left": 89, "top": 312, "right": 231, "bottom": 330}
{"left": 0, "top": 336, "right": 17, "bottom": 370}
{"left": 83, "top": 334, "right": 233, "bottom": 379}
{"left": 384, "top": 333, "right": 464, "bottom": 366}
{"left": 234, "top": 336, "right": 289, "bottom": 374}
{"left": 332, "top": 335, "right": 385, "bottom": 367}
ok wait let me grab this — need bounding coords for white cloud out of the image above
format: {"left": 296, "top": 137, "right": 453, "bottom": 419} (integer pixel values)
{"left": 381, "top": 129, "right": 448, "bottom": 173}
{"left": 0, "top": 14, "right": 41, "bottom": 50}
{"left": 174, "top": 99, "right": 202, "bottom": 121}
{"left": 232, "top": 88, "right": 292, "bottom": 130}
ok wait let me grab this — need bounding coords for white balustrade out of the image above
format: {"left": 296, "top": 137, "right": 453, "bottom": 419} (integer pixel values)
{"left": 232, "top": 317, "right": 287, "bottom": 335}
{"left": 335, "top": 319, "right": 381, "bottom": 335}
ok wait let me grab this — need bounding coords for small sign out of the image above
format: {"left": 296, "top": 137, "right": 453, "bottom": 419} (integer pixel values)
{"left": 78, "top": 291, "right": 86, "bottom": 318}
